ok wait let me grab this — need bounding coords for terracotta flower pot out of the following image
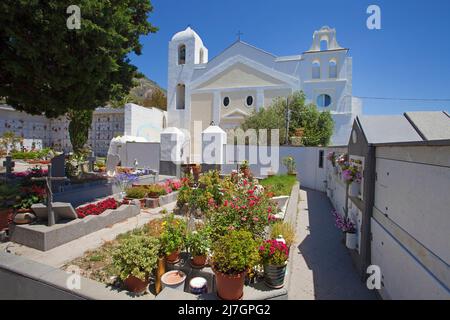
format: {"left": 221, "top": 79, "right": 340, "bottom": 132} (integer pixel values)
{"left": 214, "top": 269, "right": 246, "bottom": 300}
{"left": 123, "top": 275, "right": 149, "bottom": 294}
{"left": 166, "top": 250, "right": 181, "bottom": 264}
{"left": 192, "top": 255, "right": 207, "bottom": 268}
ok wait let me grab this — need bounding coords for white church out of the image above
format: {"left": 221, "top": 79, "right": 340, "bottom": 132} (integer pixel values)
{"left": 167, "top": 26, "right": 362, "bottom": 146}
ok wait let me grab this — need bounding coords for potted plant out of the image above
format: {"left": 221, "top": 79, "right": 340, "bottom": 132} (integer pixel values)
{"left": 282, "top": 156, "right": 296, "bottom": 176}
{"left": 124, "top": 187, "right": 147, "bottom": 208}
{"left": 239, "top": 160, "right": 251, "bottom": 178}
{"left": 112, "top": 235, "right": 160, "bottom": 294}
{"left": 186, "top": 226, "right": 211, "bottom": 268}
{"left": 259, "top": 239, "right": 290, "bottom": 288}
{"left": 210, "top": 230, "right": 260, "bottom": 300}
{"left": 349, "top": 170, "right": 362, "bottom": 198}
{"left": 333, "top": 210, "right": 357, "bottom": 250}
{"left": 160, "top": 214, "right": 186, "bottom": 264}
{"left": 145, "top": 184, "right": 166, "bottom": 198}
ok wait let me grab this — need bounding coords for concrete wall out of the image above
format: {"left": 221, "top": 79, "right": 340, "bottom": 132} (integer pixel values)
{"left": 371, "top": 218, "right": 450, "bottom": 299}
{"left": 370, "top": 145, "right": 450, "bottom": 299}
{"left": 325, "top": 146, "right": 348, "bottom": 213}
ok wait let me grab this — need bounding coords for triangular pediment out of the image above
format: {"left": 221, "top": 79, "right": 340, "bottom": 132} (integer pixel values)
{"left": 191, "top": 55, "right": 299, "bottom": 90}
{"left": 222, "top": 108, "right": 251, "bottom": 119}
{"left": 197, "top": 63, "right": 284, "bottom": 90}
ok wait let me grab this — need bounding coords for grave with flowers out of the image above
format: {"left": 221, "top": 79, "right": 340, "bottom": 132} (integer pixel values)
{"left": 57, "top": 164, "right": 300, "bottom": 300}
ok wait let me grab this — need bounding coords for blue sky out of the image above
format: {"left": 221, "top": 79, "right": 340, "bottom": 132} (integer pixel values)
{"left": 129, "top": 0, "right": 450, "bottom": 115}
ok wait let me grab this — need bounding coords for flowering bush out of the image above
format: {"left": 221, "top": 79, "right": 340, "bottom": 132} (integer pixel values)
{"left": 207, "top": 180, "right": 277, "bottom": 240}
{"left": 167, "top": 179, "right": 182, "bottom": 191}
{"left": 76, "top": 197, "right": 119, "bottom": 218}
{"left": 259, "top": 239, "right": 289, "bottom": 266}
{"left": 332, "top": 209, "right": 356, "bottom": 233}
{"left": 13, "top": 166, "right": 48, "bottom": 179}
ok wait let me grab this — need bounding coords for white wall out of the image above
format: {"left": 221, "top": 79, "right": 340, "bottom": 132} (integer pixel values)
{"left": 220, "top": 145, "right": 327, "bottom": 191}
{"left": 124, "top": 103, "right": 166, "bottom": 143}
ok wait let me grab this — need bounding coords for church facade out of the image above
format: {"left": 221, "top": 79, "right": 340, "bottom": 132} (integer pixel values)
{"left": 167, "top": 26, "right": 362, "bottom": 146}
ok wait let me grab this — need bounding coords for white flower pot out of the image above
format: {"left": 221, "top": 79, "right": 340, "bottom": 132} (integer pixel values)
{"left": 349, "top": 181, "right": 361, "bottom": 197}
{"left": 346, "top": 232, "right": 357, "bottom": 250}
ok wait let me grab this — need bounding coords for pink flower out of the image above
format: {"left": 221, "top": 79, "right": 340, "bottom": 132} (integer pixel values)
{"left": 253, "top": 217, "right": 259, "bottom": 222}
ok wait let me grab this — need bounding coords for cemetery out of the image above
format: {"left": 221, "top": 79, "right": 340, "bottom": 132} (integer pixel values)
{"left": 0, "top": 3, "right": 449, "bottom": 302}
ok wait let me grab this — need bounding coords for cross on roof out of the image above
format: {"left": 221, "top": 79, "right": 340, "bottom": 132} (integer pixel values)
{"left": 236, "top": 30, "right": 244, "bottom": 41}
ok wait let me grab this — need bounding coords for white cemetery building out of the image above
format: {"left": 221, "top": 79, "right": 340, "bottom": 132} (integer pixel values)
{"left": 167, "top": 25, "right": 362, "bottom": 153}
{"left": 0, "top": 103, "right": 167, "bottom": 156}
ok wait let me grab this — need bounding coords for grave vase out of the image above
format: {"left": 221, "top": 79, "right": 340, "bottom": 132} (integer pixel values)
{"left": 349, "top": 181, "right": 361, "bottom": 198}
{"left": 346, "top": 232, "right": 357, "bottom": 250}
{"left": 263, "top": 263, "right": 287, "bottom": 289}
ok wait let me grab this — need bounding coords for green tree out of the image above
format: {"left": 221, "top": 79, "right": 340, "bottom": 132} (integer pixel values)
{"left": 68, "top": 109, "right": 92, "bottom": 154}
{"left": 241, "top": 91, "right": 334, "bottom": 146}
{"left": 143, "top": 88, "right": 167, "bottom": 110}
{"left": 0, "top": 0, "right": 157, "bottom": 152}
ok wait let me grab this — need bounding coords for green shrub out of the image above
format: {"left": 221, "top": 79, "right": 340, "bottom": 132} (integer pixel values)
{"left": 160, "top": 214, "right": 186, "bottom": 255}
{"left": 211, "top": 230, "right": 260, "bottom": 275}
{"left": 112, "top": 235, "right": 160, "bottom": 282}
{"left": 125, "top": 187, "right": 147, "bottom": 199}
{"left": 145, "top": 184, "right": 166, "bottom": 198}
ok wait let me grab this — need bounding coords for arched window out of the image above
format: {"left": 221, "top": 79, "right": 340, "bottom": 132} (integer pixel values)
{"left": 320, "top": 39, "right": 328, "bottom": 51}
{"left": 312, "top": 61, "right": 321, "bottom": 79}
{"left": 176, "top": 84, "right": 185, "bottom": 109}
{"left": 329, "top": 60, "right": 337, "bottom": 78}
{"left": 162, "top": 115, "right": 167, "bottom": 128}
{"left": 199, "top": 48, "right": 204, "bottom": 64}
{"left": 317, "top": 94, "right": 332, "bottom": 107}
{"left": 178, "top": 44, "right": 186, "bottom": 65}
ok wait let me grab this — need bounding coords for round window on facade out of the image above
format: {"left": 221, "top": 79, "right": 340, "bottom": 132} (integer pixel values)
{"left": 223, "top": 97, "right": 230, "bottom": 107}
{"left": 317, "top": 94, "right": 332, "bottom": 107}
{"left": 246, "top": 96, "right": 254, "bottom": 107}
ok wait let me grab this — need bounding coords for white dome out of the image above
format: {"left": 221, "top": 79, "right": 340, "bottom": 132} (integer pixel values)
{"left": 171, "top": 27, "right": 203, "bottom": 45}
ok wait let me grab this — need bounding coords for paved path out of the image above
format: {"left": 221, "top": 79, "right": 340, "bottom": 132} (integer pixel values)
{"left": 288, "top": 188, "right": 378, "bottom": 300}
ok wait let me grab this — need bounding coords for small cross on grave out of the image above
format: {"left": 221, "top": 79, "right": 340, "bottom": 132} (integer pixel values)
{"left": 87, "top": 152, "right": 96, "bottom": 172}
{"left": 3, "top": 156, "right": 15, "bottom": 175}
{"left": 31, "top": 164, "right": 68, "bottom": 226}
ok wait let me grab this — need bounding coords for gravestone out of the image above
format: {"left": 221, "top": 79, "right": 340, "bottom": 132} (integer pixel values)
{"left": 87, "top": 152, "right": 96, "bottom": 172}
{"left": 106, "top": 154, "right": 120, "bottom": 176}
{"left": 51, "top": 153, "right": 66, "bottom": 192}
{"left": 31, "top": 202, "right": 77, "bottom": 221}
{"left": 3, "top": 156, "right": 15, "bottom": 175}
{"left": 31, "top": 164, "right": 68, "bottom": 226}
